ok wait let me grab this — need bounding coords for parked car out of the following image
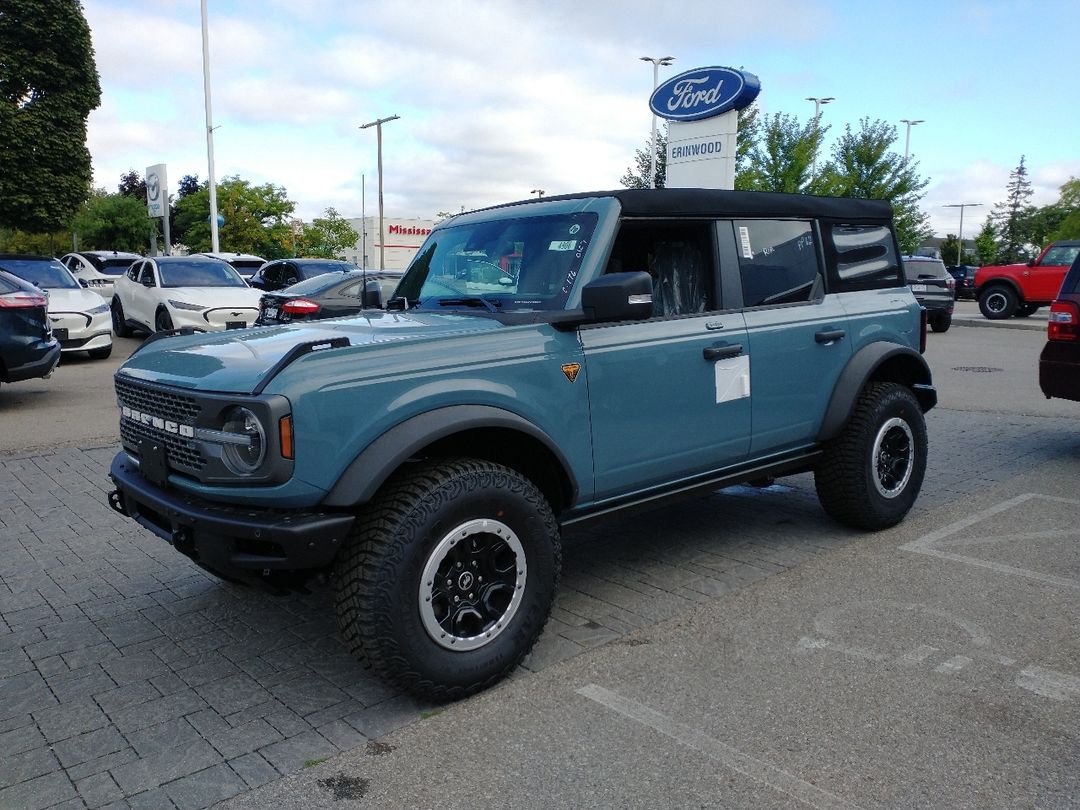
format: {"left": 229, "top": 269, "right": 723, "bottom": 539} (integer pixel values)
{"left": 248, "top": 258, "right": 361, "bottom": 292}
{"left": 0, "top": 268, "right": 60, "bottom": 390}
{"left": 111, "top": 256, "right": 263, "bottom": 336}
{"left": 975, "top": 240, "right": 1080, "bottom": 320}
{"left": 0, "top": 255, "right": 112, "bottom": 359}
{"left": 903, "top": 255, "right": 954, "bottom": 332}
{"left": 946, "top": 264, "right": 978, "bottom": 300}
{"left": 61, "top": 250, "right": 143, "bottom": 298}
{"left": 255, "top": 269, "right": 403, "bottom": 325}
{"left": 1039, "top": 252, "right": 1080, "bottom": 403}
{"left": 108, "top": 188, "right": 935, "bottom": 700}
{"left": 193, "top": 252, "right": 266, "bottom": 279}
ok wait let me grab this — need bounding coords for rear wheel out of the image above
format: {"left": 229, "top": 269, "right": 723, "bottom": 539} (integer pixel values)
{"left": 978, "top": 285, "right": 1017, "bottom": 319}
{"left": 814, "top": 382, "right": 927, "bottom": 530}
{"left": 110, "top": 298, "right": 132, "bottom": 337}
{"left": 929, "top": 312, "right": 952, "bottom": 333}
{"left": 335, "top": 458, "right": 561, "bottom": 701}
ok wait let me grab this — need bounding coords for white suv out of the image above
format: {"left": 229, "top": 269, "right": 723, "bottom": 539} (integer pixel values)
{"left": 111, "top": 256, "right": 262, "bottom": 336}
{"left": 62, "top": 251, "right": 143, "bottom": 299}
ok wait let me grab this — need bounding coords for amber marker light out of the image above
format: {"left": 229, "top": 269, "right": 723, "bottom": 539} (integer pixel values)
{"left": 279, "top": 415, "right": 294, "bottom": 459}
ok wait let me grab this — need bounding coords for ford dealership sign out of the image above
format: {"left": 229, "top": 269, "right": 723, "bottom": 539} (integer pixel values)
{"left": 649, "top": 66, "right": 761, "bottom": 122}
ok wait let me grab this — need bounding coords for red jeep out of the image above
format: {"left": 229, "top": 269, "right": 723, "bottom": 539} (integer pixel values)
{"left": 975, "top": 241, "right": 1080, "bottom": 319}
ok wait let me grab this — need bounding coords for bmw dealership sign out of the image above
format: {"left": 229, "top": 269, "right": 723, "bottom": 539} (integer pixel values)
{"left": 649, "top": 66, "right": 761, "bottom": 122}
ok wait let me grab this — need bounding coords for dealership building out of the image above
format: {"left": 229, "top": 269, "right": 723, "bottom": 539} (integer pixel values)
{"left": 340, "top": 216, "right": 436, "bottom": 271}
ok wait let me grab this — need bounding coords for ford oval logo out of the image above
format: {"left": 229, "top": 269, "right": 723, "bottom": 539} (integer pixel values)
{"left": 649, "top": 66, "right": 761, "bottom": 122}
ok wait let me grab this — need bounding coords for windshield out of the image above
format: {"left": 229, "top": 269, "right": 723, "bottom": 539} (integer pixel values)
{"left": 395, "top": 212, "right": 598, "bottom": 312}
{"left": 158, "top": 261, "right": 248, "bottom": 288}
{"left": 87, "top": 255, "right": 138, "bottom": 275}
{"left": 0, "top": 258, "right": 80, "bottom": 289}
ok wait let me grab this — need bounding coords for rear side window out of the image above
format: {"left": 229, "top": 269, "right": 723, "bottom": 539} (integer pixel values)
{"left": 825, "top": 224, "right": 903, "bottom": 292}
{"left": 734, "top": 220, "right": 820, "bottom": 307}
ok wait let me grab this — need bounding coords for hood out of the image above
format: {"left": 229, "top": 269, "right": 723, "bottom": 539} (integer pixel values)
{"left": 44, "top": 287, "right": 109, "bottom": 314}
{"left": 116, "top": 309, "right": 504, "bottom": 393}
{"left": 164, "top": 287, "right": 264, "bottom": 308}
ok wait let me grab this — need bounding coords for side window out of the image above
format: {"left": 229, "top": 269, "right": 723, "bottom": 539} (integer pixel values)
{"left": 262, "top": 263, "right": 281, "bottom": 286}
{"left": 138, "top": 264, "right": 156, "bottom": 285}
{"left": 735, "top": 220, "right": 820, "bottom": 308}
{"left": 127, "top": 262, "right": 142, "bottom": 282}
{"left": 283, "top": 263, "right": 299, "bottom": 284}
{"left": 604, "top": 221, "right": 716, "bottom": 317}
{"left": 825, "top": 224, "right": 903, "bottom": 292}
{"left": 338, "top": 282, "right": 362, "bottom": 297}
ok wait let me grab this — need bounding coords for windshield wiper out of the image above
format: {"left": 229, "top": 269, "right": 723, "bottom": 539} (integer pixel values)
{"left": 435, "top": 296, "right": 500, "bottom": 313}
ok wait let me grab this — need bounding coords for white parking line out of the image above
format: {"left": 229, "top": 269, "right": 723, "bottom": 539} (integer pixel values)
{"left": 900, "top": 493, "right": 1080, "bottom": 590}
{"left": 577, "top": 683, "right": 867, "bottom": 810}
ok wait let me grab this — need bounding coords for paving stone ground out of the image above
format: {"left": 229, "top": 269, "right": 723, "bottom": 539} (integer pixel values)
{"left": 0, "top": 407, "right": 1074, "bottom": 810}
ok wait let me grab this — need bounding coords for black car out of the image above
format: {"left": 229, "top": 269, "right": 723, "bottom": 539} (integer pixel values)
{"left": 1039, "top": 252, "right": 1080, "bottom": 403}
{"left": 248, "top": 258, "right": 361, "bottom": 292}
{"left": 255, "top": 270, "right": 402, "bottom": 325}
{"left": 903, "top": 255, "right": 955, "bottom": 332}
{"left": 946, "top": 264, "right": 978, "bottom": 300}
{"left": 0, "top": 268, "right": 61, "bottom": 390}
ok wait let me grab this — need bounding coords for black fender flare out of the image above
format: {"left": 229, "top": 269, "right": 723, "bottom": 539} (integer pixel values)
{"left": 322, "top": 405, "right": 578, "bottom": 508}
{"left": 817, "top": 342, "right": 936, "bottom": 442}
{"left": 975, "top": 277, "right": 1024, "bottom": 302}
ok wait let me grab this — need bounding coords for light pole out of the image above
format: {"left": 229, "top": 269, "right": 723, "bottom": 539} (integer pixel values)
{"left": 806, "top": 96, "right": 834, "bottom": 181}
{"left": 359, "top": 115, "right": 400, "bottom": 271}
{"left": 640, "top": 56, "right": 674, "bottom": 189}
{"left": 900, "top": 118, "right": 924, "bottom": 162}
{"left": 200, "top": 0, "right": 220, "bottom": 252}
{"left": 943, "top": 203, "right": 982, "bottom": 265}
{"left": 530, "top": 189, "right": 545, "bottom": 198}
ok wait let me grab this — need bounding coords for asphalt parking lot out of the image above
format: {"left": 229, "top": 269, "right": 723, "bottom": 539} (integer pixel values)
{"left": 2, "top": 303, "right": 1078, "bottom": 809}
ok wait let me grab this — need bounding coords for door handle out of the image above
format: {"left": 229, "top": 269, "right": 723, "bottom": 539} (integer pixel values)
{"left": 815, "top": 329, "right": 845, "bottom": 344}
{"left": 703, "top": 343, "right": 743, "bottom": 361}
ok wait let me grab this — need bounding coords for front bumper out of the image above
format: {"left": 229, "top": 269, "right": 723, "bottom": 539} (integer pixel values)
{"left": 108, "top": 453, "right": 355, "bottom": 581}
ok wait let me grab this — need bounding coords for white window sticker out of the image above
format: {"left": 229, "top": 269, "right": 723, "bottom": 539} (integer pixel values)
{"left": 714, "top": 355, "right": 751, "bottom": 404}
{"left": 738, "top": 226, "right": 754, "bottom": 259}
{"left": 549, "top": 240, "right": 577, "bottom": 251}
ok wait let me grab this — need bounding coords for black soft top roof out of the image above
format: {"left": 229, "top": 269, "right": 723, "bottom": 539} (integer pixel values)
{"left": 490, "top": 188, "right": 894, "bottom": 222}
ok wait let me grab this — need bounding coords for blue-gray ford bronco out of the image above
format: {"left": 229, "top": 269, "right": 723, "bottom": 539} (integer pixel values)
{"left": 108, "top": 189, "right": 936, "bottom": 700}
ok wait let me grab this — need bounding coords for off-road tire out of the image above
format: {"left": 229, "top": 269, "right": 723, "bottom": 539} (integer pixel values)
{"left": 335, "top": 458, "right": 561, "bottom": 701}
{"left": 814, "top": 382, "right": 927, "bottom": 530}
{"left": 154, "top": 308, "right": 174, "bottom": 333}
{"left": 929, "top": 312, "right": 952, "bottom": 333}
{"left": 111, "top": 298, "right": 132, "bottom": 337}
{"left": 87, "top": 345, "right": 113, "bottom": 360}
{"left": 978, "top": 285, "right": 1017, "bottom": 320}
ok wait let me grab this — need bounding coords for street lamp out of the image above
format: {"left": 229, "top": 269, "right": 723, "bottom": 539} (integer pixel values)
{"left": 200, "top": 0, "right": 220, "bottom": 253}
{"left": 943, "top": 203, "right": 983, "bottom": 265}
{"left": 359, "top": 114, "right": 400, "bottom": 271}
{"left": 641, "top": 56, "right": 674, "bottom": 189}
{"left": 900, "top": 118, "right": 925, "bottom": 162}
{"left": 530, "top": 189, "right": 545, "bottom": 198}
{"left": 806, "top": 96, "right": 834, "bottom": 180}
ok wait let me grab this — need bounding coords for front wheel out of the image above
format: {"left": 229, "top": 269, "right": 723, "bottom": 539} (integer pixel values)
{"left": 978, "top": 285, "right": 1017, "bottom": 319}
{"left": 814, "top": 382, "right": 927, "bottom": 530}
{"left": 335, "top": 458, "right": 561, "bottom": 701}
{"left": 154, "top": 307, "right": 174, "bottom": 333}
{"left": 111, "top": 298, "right": 132, "bottom": 338}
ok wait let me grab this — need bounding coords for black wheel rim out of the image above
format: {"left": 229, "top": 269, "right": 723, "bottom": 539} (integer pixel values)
{"left": 872, "top": 417, "right": 914, "bottom": 499}
{"left": 419, "top": 518, "right": 526, "bottom": 651}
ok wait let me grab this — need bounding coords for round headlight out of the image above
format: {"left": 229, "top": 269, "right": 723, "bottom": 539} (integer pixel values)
{"left": 220, "top": 407, "right": 266, "bottom": 475}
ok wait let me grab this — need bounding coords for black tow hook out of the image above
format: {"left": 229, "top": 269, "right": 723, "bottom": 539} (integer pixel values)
{"left": 107, "top": 489, "right": 129, "bottom": 517}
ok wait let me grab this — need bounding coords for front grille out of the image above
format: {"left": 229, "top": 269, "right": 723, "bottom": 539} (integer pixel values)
{"left": 115, "top": 376, "right": 201, "bottom": 423}
{"left": 115, "top": 377, "right": 205, "bottom": 473}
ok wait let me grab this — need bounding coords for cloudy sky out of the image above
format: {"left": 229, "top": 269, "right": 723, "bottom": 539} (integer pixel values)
{"left": 83, "top": 0, "right": 1080, "bottom": 237}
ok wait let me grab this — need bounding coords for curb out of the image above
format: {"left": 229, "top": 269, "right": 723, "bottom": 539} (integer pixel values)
{"left": 952, "top": 316, "right": 1047, "bottom": 332}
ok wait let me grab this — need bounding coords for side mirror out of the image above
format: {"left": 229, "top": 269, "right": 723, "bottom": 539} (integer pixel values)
{"left": 580, "top": 271, "right": 653, "bottom": 322}
{"left": 362, "top": 279, "right": 383, "bottom": 308}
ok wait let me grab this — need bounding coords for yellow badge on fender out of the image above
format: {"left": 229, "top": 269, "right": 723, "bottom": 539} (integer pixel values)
{"left": 561, "top": 363, "right": 581, "bottom": 383}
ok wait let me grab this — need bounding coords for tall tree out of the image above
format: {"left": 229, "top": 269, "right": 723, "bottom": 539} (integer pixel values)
{"left": 1048, "top": 176, "right": 1080, "bottom": 241}
{"left": 989, "top": 156, "right": 1035, "bottom": 262}
{"left": 816, "top": 118, "right": 933, "bottom": 254}
{"left": 118, "top": 169, "right": 147, "bottom": 203}
{"left": 0, "top": 0, "right": 101, "bottom": 232}
{"left": 973, "top": 219, "right": 998, "bottom": 266}
{"left": 72, "top": 189, "right": 153, "bottom": 252}
{"left": 296, "top": 208, "right": 359, "bottom": 259}
{"left": 172, "top": 175, "right": 297, "bottom": 258}
{"left": 176, "top": 174, "right": 200, "bottom": 198}
{"left": 737, "top": 112, "right": 824, "bottom": 193}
